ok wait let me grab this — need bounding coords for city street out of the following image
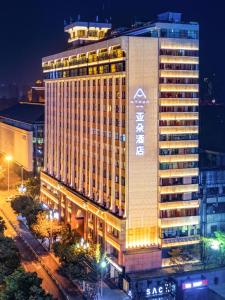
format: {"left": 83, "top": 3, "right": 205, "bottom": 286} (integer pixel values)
{"left": 0, "top": 190, "right": 83, "bottom": 300}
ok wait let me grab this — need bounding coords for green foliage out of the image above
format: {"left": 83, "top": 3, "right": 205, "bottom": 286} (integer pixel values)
{"left": 11, "top": 195, "right": 42, "bottom": 226}
{"left": 25, "top": 177, "right": 40, "bottom": 200}
{"left": 203, "top": 231, "right": 225, "bottom": 266}
{"left": 59, "top": 224, "right": 81, "bottom": 245}
{"left": 0, "top": 217, "right": 6, "bottom": 236}
{"left": 53, "top": 238, "right": 103, "bottom": 283}
{"left": 31, "top": 212, "right": 62, "bottom": 247}
{"left": 0, "top": 237, "right": 20, "bottom": 284}
{"left": 0, "top": 268, "right": 54, "bottom": 300}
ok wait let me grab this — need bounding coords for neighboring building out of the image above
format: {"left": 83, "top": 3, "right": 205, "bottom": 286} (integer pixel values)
{"left": 200, "top": 167, "right": 225, "bottom": 237}
{"left": 27, "top": 80, "right": 45, "bottom": 103}
{"left": 41, "top": 11, "right": 199, "bottom": 279}
{"left": 200, "top": 150, "right": 225, "bottom": 239}
{"left": 0, "top": 103, "right": 44, "bottom": 174}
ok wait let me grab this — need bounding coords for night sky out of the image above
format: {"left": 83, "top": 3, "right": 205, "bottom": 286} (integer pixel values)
{"left": 0, "top": 0, "right": 224, "bottom": 99}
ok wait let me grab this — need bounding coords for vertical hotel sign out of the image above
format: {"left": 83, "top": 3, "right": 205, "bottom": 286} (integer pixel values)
{"left": 131, "top": 88, "right": 149, "bottom": 156}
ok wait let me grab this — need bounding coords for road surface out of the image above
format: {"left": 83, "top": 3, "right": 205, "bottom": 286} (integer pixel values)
{"left": 0, "top": 190, "right": 83, "bottom": 300}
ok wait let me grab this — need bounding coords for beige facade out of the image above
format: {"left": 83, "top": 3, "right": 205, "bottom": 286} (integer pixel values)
{"left": 41, "top": 25, "right": 200, "bottom": 272}
{"left": 0, "top": 122, "right": 33, "bottom": 171}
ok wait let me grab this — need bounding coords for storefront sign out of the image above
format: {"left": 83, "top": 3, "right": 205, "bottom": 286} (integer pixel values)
{"left": 182, "top": 279, "right": 208, "bottom": 290}
{"left": 146, "top": 281, "right": 176, "bottom": 298}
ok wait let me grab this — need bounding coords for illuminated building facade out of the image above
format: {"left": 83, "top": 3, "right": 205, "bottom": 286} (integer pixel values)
{"left": 41, "top": 12, "right": 200, "bottom": 275}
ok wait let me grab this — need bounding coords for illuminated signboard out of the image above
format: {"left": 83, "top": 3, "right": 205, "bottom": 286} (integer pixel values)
{"left": 146, "top": 281, "right": 176, "bottom": 298}
{"left": 132, "top": 88, "right": 149, "bottom": 157}
{"left": 128, "top": 281, "right": 176, "bottom": 299}
{"left": 182, "top": 279, "right": 208, "bottom": 290}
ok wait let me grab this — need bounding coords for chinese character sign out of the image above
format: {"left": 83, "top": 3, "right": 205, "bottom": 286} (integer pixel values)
{"left": 135, "top": 111, "right": 145, "bottom": 156}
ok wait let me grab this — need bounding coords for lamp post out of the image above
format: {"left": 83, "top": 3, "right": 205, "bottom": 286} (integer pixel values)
{"left": 100, "top": 259, "right": 107, "bottom": 297}
{"left": 5, "top": 155, "right": 13, "bottom": 193}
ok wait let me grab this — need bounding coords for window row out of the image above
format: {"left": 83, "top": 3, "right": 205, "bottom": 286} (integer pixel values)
{"left": 160, "top": 192, "right": 198, "bottom": 203}
{"left": 159, "top": 134, "right": 198, "bottom": 141}
{"left": 159, "top": 148, "right": 198, "bottom": 156}
{"left": 161, "top": 225, "right": 200, "bottom": 239}
{"left": 160, "top": 208, "right": 198, "bottom": 219}
{"left": 159, "top": 106, "right": 198, "bottom": 113}
{"left": 44, "top": 62, "right": 126, "bottom": 79}
{"left": 159, "top": 120, "right": 198, "bottom": 127}
{"left": 160, "top": 161, "right": 198, "bottom": 170}
{"left": 160, "top": 92, "right": 199, "bottom": 99}
{"left": 160, "top": 77, "right": 198, "bottom": 84}
{"left": 160, "top": 176, "right": 198, "bottom": 186}
{"left": 160, "top": 63, "right": 198, "bottom": 71}
{"left": 160, "top": 49, "right": 199, "bottom": 57}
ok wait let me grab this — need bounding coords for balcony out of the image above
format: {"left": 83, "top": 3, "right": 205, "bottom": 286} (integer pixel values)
{"left": 159, "top": 140, "right": 198, "bottom": 149}
{"left": 160, "top": 184, "right": 198, "bottom": 195}
{"left": 160, "top": 112, "right": 198, "bottom": 121}
{"left": 159, "top": 200, "right": 199, "bottom": 210}
{"left": 160, "top": 56, "right": 199, "bottom": 65}
{"left": 159, "top": 168, "right": 199, "bottom": 178}
{"left": 160, "top": 84, "right": 199, "bottom": 93}
{"left": 159, "top": 126, "right": 198, "bottom": 135}
{"left": 159, "top": 154, "right": 198, "bottom": 163}
{"left": 161, "top": 235, "right": 200, "bottom": 247}
{"left": 160, "top": 70, "right": 199, "bottom": 78}
{"left": 159, "top": 216, "right": 200, "bottom": 228}
{"left": 160, "top": 98, "right": 199, "bottom": 106}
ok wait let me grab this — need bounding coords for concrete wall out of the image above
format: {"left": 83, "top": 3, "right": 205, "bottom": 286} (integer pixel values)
{"left": 0, "top": 122, "right": 33, "bottom": 172}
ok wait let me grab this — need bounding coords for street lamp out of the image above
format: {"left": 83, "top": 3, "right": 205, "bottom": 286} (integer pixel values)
{"left": 18, "top": 165, "right": 26, "bottom": 194}
{"left": 100, "top": 259, "right": 107, "bottom": 297}
{"left": 211, "top": 240, "right": 220, "bottom": 251}
{"left": 5, "top": 155, "right": 13, "bottom": 193}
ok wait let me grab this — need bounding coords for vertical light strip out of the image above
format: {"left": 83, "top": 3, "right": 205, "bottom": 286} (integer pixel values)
{"left": 89, "top": 80, "right": 93, "bottom": 198}
{"left": 79, "top": 80, "right": 84, "bottom": 191}
{"left": 99, "top": 77, "right": 104, "bottom": 205}
{"left": 111, "top": 76, "right": 116, "bottom": 213}
{"left": 71, "top": 81, "right": 75, "bottom": 187}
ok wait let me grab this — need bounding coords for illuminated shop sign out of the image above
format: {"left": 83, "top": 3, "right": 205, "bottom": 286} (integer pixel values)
{"left": 182, "top": 279, "right": 208, "bottom": 290}
{"left": 132, "top": 88, "right": 149, "bottom": 157}
{"left": 146, "top": 281, "right": 176, "bottom": 298}
{"left": 127, "top": 281, "right": 176, "bottom": 299}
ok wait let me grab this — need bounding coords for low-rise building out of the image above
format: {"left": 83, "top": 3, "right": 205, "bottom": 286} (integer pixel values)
{"left": 200, "top": 150, "right": 225, "bottom": 237}
{"left": 0, "top": 103, "right": 44, "bottom": 174}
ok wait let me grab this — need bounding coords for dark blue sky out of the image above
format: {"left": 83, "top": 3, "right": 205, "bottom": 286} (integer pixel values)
{"left": 0, "top": 0, "right": 224, "bottom": 98}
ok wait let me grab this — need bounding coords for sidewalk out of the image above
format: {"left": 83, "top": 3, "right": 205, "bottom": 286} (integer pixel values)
{"left": 100, "top": 282, "right": 129, "bottom": 300}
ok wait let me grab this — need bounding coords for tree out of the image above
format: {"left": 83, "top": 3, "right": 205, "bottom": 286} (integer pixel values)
{"left": 54, "top": 239, "right": 104, "bottom": 284}
{"left": 0, "top": 237, "right": 20, "bottom": 284}
{"left": 25, "top": 177, "right": 40, "bottom": 200}
{"left": 0, "top": 217, "right": 6, "bottom": 236}
{"left": 203, "top": 231, "right": 225, "bottom": 266}
{"left": 31, "top": 212, "right": 62, "bottom": 249}
{"left": 11, "top": 195, "right": 42, "bottom": 227}
{"left": 0, "top": 268, "right": 55, "bottom": 300}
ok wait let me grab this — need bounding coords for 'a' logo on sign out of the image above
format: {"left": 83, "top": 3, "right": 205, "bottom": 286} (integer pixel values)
{"left": 134, "top": 88, "right": 147, "bottom": 100}
{"left": 131, "top": 88, "right": 149, "bottom": 105}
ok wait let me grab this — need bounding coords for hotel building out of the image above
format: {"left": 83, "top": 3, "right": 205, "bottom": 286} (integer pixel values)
{"left": 41, "top": 12, "right": 200, "bottom": 276}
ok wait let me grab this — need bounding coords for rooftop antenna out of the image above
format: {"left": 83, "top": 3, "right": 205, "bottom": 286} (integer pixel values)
{"left": 96, "top": 15, "right": 99, "bottom": 22}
